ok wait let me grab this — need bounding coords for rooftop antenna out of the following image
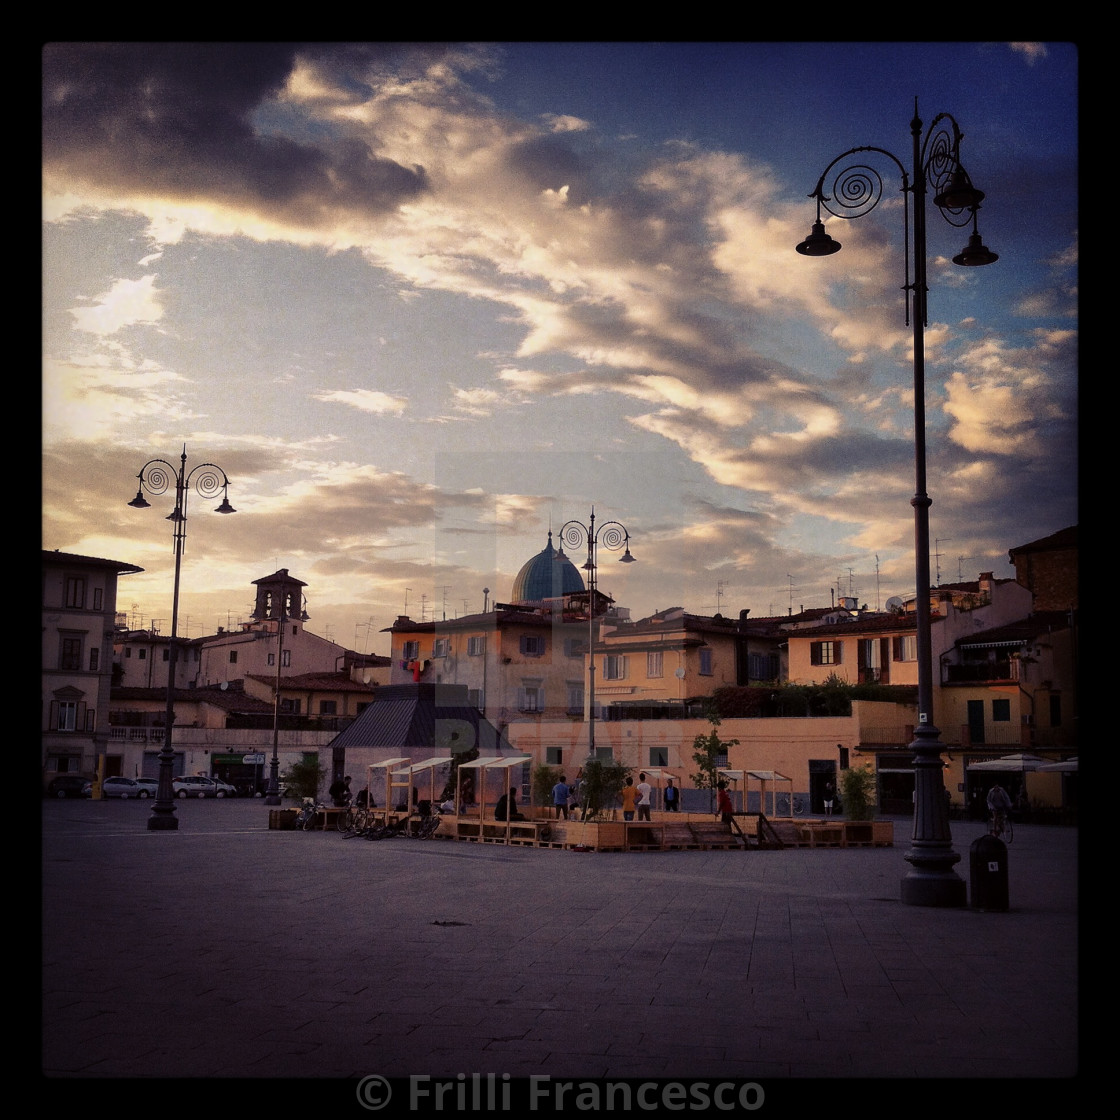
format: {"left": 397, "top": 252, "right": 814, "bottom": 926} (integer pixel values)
{"left": 787, "top": 575, "right": 799, "bottom": 615}
{"left": 958, "top": 556, "right": 976, "bottom": 581}
{"left": 404, "top": 588, "right": 412, "bottom": 614}
{"left": 934, "top": 539, "right": 953, "bottom": 585}
{"left": 439, "top": 585, "right": 451, "bottom": 621}
{"left": 715, "top": 579, "right": 726, "bottom": 615}
{"left": 875, "top": 555, "right": 882, "bottom": 612}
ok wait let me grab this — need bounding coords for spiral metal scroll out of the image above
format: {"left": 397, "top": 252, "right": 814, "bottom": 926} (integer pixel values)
{"left": 186, "top": 464, "right": 228, "bottom": 502}
{"left": 560, "top": 519, "right": 627, "bottom": 554}
{"left": 138, "top": 460, "right": 176, "bottom": 498}
{"left": 923, "top": 123, "right": 975, "bottom": 227}
{"left": 819, "top": 162, "right": 887, "bottom": 222}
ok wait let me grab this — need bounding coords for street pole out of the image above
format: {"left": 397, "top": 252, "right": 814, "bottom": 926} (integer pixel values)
{"left": 128, "top": 446, "right": 236, "bottom": 831}
{"left": 796, "top": 101, "right": 997, "bottom": 906}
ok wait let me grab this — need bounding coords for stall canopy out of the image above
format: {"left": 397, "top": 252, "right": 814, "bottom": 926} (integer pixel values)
{"left": 719, "top": 768, "right": 794, "bottom": 817}
{"left": 390, "top": 757, "right": 456, "bottom": 809}
{"left": 456, "top": 755, "right": 532, "bottom": 823}
{"left": 1036, "top": 757, "right": 1078, "bottom": 772}
{"left": 966, "top": 753, "right": 1049, "bottom": 772}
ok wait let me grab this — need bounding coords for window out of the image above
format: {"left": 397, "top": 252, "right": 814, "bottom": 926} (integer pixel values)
{"left": 88, "top": 647, "right": 99, "bottom": 672}
{"left": 229, "top": 651, "right": 238, "bottom": 664}
{"left": 590, "top": 747, "right": 613, "bottom": 761}
{"left": 649, "top": 748, "right": 668, "bottom": 767}
{"left": 518, "top": 681, "right": 543, "bottom": 711}
{"left": 57, "top": 701, "right": 77, "bottom": 731}
{"left": 125, "top": 647, "right": 132, "bottom": 658}
{"left": 268, "top": 652, "right": 275, "bottom": 666}
{"left": 992, "top": 698, "right": 1011, "bottom": 722}
{"left": 546, "top": 748, "right": 563, "bottom": 766}
{"left": 433, "top": 638, "right": 450, "bottom": 657}
{"left": 163, "top": 647, "right": 170, "bottom": 662}
{"left": 93, "top": 587, "right": 103, "bottom": 611}
{"left": 468, "top": 688, "right": 485, "bottom": 711}
{"left": 603, "top": 655, "right": 628, "bottom": 680}
{"left": 402, "top": 640, "right": 420, "bottom": 661}
{"left": 699, "top": 648, "right": 713, "bottom": 675}
{"left": 810, "top": 641, "right": 841, "bottom": 666}
{"left": 64, "top": 576, "right": 86, "bottom": 609}
{"left": 563, "top": 638, "right": 584, "bottom": 658}
{"left": 467, "top": 636, "right": 486, "bottom": 656}
{"left": 280, "top": 698, "right": 301, "bottom": 714}
{"left": 892, "top": 634, "right": 917, "bottom": 662}
{"left": 320, "top": 700, "right": 337, "bottom": 716}
{"left": 282, "top": 649, "right": 291, "bottom": 668}
{"left": 138, "top": 648, "right": 146, "bottom": 660}
{"left": 59, "top": 637, "right": 83, "bottom": 671}
{"left": 520, "top": 634, "right": 545, "bottom": 657}
{"left": 566, "top": 681, "right": 584, "bottom": 712}
{"left": 647, "top": 651, "right": 664, "bottom": 678}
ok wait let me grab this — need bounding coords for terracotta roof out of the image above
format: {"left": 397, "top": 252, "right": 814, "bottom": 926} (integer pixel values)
{"left": 1008, "top": 525, "right": 1077, "bottom": 557}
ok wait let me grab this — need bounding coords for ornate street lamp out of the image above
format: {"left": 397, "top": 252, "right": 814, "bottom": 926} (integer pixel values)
{"left": 556, "top": 510, "right": 635, "bottom": 758}
{"left": 264, "top": 590, "right": 309, "bottom": 806}
{"left": 796, "top": 101, "right": 997, "bottom": 907}
{"left": 127, "top": 446, "right": 236, "bottom": 831}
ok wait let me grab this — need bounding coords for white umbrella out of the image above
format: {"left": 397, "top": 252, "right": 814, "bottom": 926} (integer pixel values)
{"left": 966, "top": 753, "right": 1049, "bottom": 772}
{"left": 1036, "top": 757, "right": 1078, "bottom": 772}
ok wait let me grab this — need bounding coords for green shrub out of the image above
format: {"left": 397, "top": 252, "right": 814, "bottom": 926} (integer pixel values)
{"left": 839, "top": 766, "right": 878, "bottom": 821}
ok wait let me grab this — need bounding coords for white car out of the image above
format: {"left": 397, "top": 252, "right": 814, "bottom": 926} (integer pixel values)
{"left": 101, "top": 776, "right": 147, "bottom": 799}
{"left": 172, "top": 775, "right": 235, "bottom": 799}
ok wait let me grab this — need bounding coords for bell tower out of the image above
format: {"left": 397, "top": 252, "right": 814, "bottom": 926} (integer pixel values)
{"left": 251, "top": 569, "right": 308, "bottom": 623}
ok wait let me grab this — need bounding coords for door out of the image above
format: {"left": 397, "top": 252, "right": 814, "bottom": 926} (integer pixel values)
{"left": 967, "top": 699, "right": 985, "bottom": 744}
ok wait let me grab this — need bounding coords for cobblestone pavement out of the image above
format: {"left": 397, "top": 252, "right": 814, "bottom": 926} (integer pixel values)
{"left": 42, "top": 799, "right": 1078, "bottom": 1105}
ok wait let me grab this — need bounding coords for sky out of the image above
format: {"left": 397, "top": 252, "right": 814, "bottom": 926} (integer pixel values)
{"left": 42, "top": 42, "right": 1078, "bottom": 651}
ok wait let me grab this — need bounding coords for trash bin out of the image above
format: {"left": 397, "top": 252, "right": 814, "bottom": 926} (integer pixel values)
{"left": 269, "top": 808, "right": 298, "bottom": 831}
{"left": 969, "top": 834, "right": 1008, "bottom": 911}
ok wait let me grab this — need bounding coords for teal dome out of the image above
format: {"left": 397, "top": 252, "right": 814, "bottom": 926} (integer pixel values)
{"left": 511, "top": 532, "right": 585, "bottom": 603}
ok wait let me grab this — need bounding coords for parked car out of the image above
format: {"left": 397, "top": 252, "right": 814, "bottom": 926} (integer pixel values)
{"left": 45, "top": 775, "right": 92, "bottom": 799}
{"left": 101, "top": 776, "right": 146, "bottom": 799}
{"left": 171, "top": 775, "right": 235, "bottom": 799}
{"left": 134, "top": 777, "right": 160, "bottom": 797}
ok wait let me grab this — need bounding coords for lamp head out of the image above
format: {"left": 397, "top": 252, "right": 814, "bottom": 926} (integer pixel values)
{"left": 128, "top": 490, "right": 151, "bottom": 510}
{"left": 619, "top": 547, "right": 636, "bottom": 564}
{"left": 934, "top": 169, "right": 985, "bottom": 212}
{"left": 795, "top": 219, "right": 841, "bottom": 257}
{"left": 952, "top": 232, "right": 999, "bottom": 267}
{"left": 214, "top": 496, "right": 236, "bottom": 514}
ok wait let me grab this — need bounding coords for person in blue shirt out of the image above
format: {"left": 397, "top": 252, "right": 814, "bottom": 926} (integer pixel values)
{"left": 552, "top": 775, "right": 571, "bottom": 819}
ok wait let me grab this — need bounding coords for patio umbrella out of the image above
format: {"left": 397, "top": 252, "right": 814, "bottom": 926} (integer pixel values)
{"left": 1036, "top": 757, "right": 1078, "bottom": 772}
{"left": 966, "top": 753, "right": 1049, "bottom": 771}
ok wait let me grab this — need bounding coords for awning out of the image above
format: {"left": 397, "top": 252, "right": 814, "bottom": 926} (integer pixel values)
{"left": 966, "top": 753, "right": 1049, "bottom": 772}
{"left": 1037, "top": 757, "right": 1078, "bottom": 772}
{"left": 389, "top": 757, "right": 456, "bottom": 776}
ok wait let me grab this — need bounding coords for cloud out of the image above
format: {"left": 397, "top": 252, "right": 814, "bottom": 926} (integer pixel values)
{"left": 313, "top": 388, "right": 408, "bottom": 414}
{"left": 70, "top": 275, "right": 165, "bottom": 335}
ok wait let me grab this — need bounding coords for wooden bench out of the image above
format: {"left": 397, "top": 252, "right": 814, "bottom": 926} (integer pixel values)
{"left": 313, "top": 807, "right": 350, "bottom": 831}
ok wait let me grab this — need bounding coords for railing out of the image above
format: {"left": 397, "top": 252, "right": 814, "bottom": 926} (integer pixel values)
{"left": 108, "top": 727, "right": 165, "bottom": 743}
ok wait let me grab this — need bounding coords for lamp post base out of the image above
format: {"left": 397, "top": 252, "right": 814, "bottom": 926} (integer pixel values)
{"left": 264, "top": 795, "right": 282, "bottom": 806}
{"left": 147, "top": 809, "right": 179, "bottom": 832}
{"left": 901, "top": 868, "right": 967, "bottom": 908}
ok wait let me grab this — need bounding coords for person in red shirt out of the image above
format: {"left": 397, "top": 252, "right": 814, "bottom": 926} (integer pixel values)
{"left": 716, "top": 780, "right": 734, "bottom": 824}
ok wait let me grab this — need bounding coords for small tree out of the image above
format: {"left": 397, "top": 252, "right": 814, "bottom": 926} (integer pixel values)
{"left": 839, "top": 765, "right": 878, "bottom": 821}
{"left": 691, "top": 709, "right": 739, "bottom": 812}
{"left": 578, "top": 757, "right": 629, "bottom": 821}
{"left": 282, "top": 752, "right": 326, "bottom": 801}
{"left": 531, "top": 763, "right": 561, "bottom": 813}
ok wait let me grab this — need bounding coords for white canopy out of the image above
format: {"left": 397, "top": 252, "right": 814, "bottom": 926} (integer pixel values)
{"left": 966, "top": 753, "right": 1049, "bottom": 772}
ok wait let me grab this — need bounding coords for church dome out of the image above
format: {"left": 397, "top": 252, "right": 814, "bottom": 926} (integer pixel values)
{"left": 511, "top": 531, "right": 585, "bottom": 604}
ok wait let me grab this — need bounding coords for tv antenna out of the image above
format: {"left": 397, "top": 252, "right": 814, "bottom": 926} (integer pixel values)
{"left": 934, "top": 539, "right": 953, "bottom": 585}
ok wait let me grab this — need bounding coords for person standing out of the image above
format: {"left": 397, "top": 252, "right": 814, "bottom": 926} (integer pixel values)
{"left": 715, "top": 780, "right": 734, "bottom": 824}
{"left": 620, "top": 777, "right": 640, "bottom": 821}
{"left": 329, "top": 775, "right": 352, "bottom": 807}
{"left": 636, "top": 773, "right": 653, "bottom": 821}
{"left": 552, "top": 774, "right": 571, "bottom": 819}
{"left": 823, "top": 781, "right": 835, "bottom": 816}
{"left": 663, "top": 778, "right": 680, "bottom": 812}
{"left": 986, "top": 782, "right": 1012, "bottom": 836}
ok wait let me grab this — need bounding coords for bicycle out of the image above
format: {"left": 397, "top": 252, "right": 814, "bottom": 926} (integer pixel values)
{"left": 293, "top": 798, "right": 326, "bottom": 831}
{"left": 775, "top": 793, "right": 806, "bottom": 816}
{"left": 989, "top": 810, "right": 1014, "bottom": 843}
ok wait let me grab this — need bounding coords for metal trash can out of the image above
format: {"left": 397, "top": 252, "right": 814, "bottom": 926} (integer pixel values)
{"left": 969, "top": 834, "right": 1009, "bottom": 911}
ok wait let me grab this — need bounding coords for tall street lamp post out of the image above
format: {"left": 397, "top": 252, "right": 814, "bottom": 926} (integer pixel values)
{"left": 264, "top": 591, "right": 309, "bottom": 806}
{"left": 128, "top": 446, "right": 236, "bottom": 831}
{"left": 796, "top": 101, "right": 997, "bottom": 907}
{"left": 556, "top": 510, "right": 636, "bottom": 758}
